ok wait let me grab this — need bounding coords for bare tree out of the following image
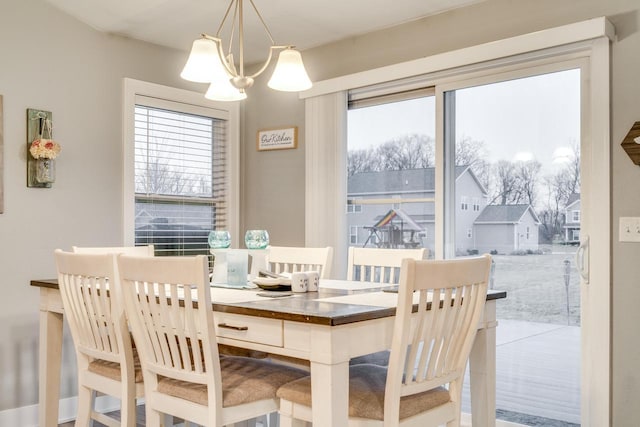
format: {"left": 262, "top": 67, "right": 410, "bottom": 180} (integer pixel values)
{"left": 537, "top": 143, "right": 581, "bottom": 242}
{"left": 539, "top": 173, "right": 568, "bottom": 241}
{"left": 515, "top": 160, "right": 542, "bottom": 206}
{"left": 487, "top": 158, "right": 542, "bottom": 206}
{"left": 490, "top": 160, "right": 519, "bottom": 205}
{"left": 455, "top": 136, "right": 491, "bottom": 189}
{"left": 347, "top": 133, "right": 434, "bottom": 174}
{"left": 136, "top": 141, "right": 211, "bottom": 196}
{"left": 379, "top": 134, "right": 434, "bottom": 170}
{"left": 564, "top": 142, "right": 581, "bottom": 196}
{"left": 347, "top": 147, "right": 378, "bottom": 176}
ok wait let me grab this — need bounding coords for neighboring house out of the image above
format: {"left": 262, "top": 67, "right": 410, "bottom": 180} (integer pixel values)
{"left": 135, "top": 203, "right": 213, "bottom": 254}
{"left": 347, "top": 166, "right": 488, "bottom": 254}
{"left": 563, "top": 193, "right": 581, "bottom": 244}
{"left": 474, "top": 204, "right": 541, "bottom": 254}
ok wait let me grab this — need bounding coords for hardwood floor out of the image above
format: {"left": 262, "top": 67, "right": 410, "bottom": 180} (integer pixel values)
{"left": 58, "top": 405, "right": 146, "bottom": 427}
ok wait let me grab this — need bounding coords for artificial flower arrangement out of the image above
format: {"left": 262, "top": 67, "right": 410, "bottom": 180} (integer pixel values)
{"left": 30, "top": 138, "right": 61, "bottom": 159}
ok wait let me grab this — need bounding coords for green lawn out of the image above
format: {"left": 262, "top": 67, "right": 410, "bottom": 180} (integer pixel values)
{"left": 491, "top": 246, "right": 581, "bottom": 326}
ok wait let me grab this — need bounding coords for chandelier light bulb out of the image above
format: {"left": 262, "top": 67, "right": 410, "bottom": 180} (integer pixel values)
{"left": 268, "top": 48, "right": 312, "bottom": 92}
{"left": 180, "top": 38, "right": 220, "bottom": 83}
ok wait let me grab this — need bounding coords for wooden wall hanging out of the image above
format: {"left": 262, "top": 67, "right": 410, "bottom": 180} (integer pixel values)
{"left": 620, "top": 121, "right": 640, "bottom": 165}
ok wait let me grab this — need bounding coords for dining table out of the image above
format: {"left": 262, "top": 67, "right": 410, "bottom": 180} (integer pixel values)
{"left": 31, "top": 278, "right": 506, "bottom": 427}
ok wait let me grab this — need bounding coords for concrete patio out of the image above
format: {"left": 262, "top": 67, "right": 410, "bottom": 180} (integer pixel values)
{"left": 463, "top": 319, "right": 581, "bottom": 426}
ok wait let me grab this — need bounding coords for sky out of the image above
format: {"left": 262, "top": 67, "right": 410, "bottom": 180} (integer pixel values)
{"left": 347, "top": 68, "right": 581, "bottom": 175}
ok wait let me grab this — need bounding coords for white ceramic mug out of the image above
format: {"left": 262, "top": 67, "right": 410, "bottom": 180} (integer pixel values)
{"left": 305, "top": 270, "right": 319, "bottom": 291}
{"left": 291, "top": 272, "right": 308, "bottom": 293}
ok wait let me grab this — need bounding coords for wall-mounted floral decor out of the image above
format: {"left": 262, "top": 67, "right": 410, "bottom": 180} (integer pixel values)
{"left": 27, "top": 108, "right": 61, "bottom": 188}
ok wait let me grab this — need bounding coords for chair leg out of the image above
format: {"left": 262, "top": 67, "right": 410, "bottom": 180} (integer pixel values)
{"left": 146, "top": 405, "right": 163, "bottom": 427}
{"left": 120, "top": 394, "right": 137, "bottom": 427}
{"left": 75, "top": 384, "right": 92, "bottom": 426}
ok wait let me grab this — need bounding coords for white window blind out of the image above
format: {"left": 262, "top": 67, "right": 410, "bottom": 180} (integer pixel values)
{"left": 134, "top": 96, "right": 228, "bottom": 256}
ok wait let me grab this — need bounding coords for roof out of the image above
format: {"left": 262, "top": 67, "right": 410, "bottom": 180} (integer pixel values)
{"left": 566, "top": 193, "right": 581, "bottom": 209}
{"left": 348, "top": 166, "right": 473, "bottom": 194}
{"left": 474, "top": 204, "right": 541, "bottom": 224}
{"left": 370, "top": 208, "right": 423, "bottom": 231}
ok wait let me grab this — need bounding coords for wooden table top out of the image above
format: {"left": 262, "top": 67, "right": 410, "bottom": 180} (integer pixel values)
{"left": 31, "top": 279, "right": 506, "bottom": 326}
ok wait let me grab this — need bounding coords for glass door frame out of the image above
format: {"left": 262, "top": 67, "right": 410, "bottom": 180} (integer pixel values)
{"left": 433, "top": 53, "right": 607, "bottom": 426}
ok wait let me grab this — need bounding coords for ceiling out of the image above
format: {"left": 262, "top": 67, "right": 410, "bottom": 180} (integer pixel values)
{"left": 44, "top": 0, "right": 483, "bottom": 63}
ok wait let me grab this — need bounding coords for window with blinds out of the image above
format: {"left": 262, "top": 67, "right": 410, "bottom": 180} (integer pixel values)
{"left": 134, "top": 100, "right": 228, "bottom": 256}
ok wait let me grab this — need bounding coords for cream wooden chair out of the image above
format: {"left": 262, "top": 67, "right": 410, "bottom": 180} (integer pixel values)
{"left": 266, "top": 246, "right": 334, "bottom": 279}
{"left": 117, "top": 254, "right": 308, "bottom": 426}
{"left": 72, "top": 244, "right": 155, "bottom": 256}
{"left": 54, "top": 250, "right": 144, "bottom": 427}
{"left": 347, "top": 247, "right": 428, "bottom": 366}
{"left": 347, "top": 247, "right": 427, "bottom": 284}
{"left": 278, "top": 255, "right": 492, "bottom": 427}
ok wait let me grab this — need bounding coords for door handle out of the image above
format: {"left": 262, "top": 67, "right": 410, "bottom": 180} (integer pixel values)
{"left": 575, "top": 235, "right": 589, "bottom": 284}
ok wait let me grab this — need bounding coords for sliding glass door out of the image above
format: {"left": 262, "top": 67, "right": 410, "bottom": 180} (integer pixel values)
{"left": 344, "top": 62, "right": 587, "bottom": 425}
{"left": 442, "top": 66, "right": 582, "bottom": 425}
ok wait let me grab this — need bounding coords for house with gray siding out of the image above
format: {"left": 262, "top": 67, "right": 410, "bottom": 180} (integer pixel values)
{"left": 347, "top": 166, "right": 487, "bottom": 255}
{"left": 563, "top": 194, "right": 581, "bottom": 244}
{"left": 473, "top": 204, "right": 541, "bottom": 254}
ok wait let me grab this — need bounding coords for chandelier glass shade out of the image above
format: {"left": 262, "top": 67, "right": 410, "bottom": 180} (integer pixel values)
{"left": 180, "top": 0, "right": 312, "bottom": 101}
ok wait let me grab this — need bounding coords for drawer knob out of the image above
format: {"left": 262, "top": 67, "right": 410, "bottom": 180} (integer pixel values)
{"left": 218, "top": 323, "right": 249, "bottom": 331}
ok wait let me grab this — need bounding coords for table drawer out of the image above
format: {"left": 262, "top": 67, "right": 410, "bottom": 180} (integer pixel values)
{"left": 214, "top": 312, "right": 283, "bottom": 347}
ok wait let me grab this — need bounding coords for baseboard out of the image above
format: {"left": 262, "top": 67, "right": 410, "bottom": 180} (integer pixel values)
{"left": 0, "top": 395, "right": 121, "bottom": 427}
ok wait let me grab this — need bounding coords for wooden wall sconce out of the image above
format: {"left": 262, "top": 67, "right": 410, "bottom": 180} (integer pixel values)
{"left": 620, "top": 121, "right": 640, "bottom": 165}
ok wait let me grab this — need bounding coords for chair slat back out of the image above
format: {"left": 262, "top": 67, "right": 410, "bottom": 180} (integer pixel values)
{"left": 118, "top": 255, "right": 222, "bottom": 394}
{"left": 72, "top": 245, "right": 155, "bottom": 256}
{"left": 55, "top": 250, "right": 129, "bottom": 363}
{"left": 384, "top": 255, "right": 491, "bottom": 422}
{"left": 266, "top": 246, "right": 334, "bottom": 279}
{"left": 346, "top": 247, "right": 427, "bottom": 284}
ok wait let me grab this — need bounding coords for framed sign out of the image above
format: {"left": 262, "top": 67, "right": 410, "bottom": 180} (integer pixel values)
{"left": 257, "top": 126, "right": 298, "bottom": 151}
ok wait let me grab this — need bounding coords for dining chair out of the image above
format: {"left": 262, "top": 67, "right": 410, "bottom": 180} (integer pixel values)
{"left": 266, "top": 245, "right": 334, "bottom": 279}
{"left": 54, "top": 250, "right": 144, "bottom": 427}
{"left": 347, "top": 247, "right": 428, "bottom": 284}
{"left": 347, "top": 246, "right": 428, "bottom": 366}
{"left": 117, "top": 254, "right": 308, "bottom": 426}
{"left": 72, "top": 244, "right": 155, "bottom": 256}
{"left": 277, "top": 254, "right": 492, "bottom": 427}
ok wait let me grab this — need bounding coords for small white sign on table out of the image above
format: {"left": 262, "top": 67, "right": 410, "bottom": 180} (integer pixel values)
{"left": 257, "top": 126, "right": 298, "bottom": 151}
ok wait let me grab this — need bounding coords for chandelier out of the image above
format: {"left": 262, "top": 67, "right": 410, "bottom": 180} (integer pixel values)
{"left": 180, "top": 0, "right": 312, "bottom": 101}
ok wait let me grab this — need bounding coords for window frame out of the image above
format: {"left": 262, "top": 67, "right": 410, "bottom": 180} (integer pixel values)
{"left": 123, "top": 78, "right": 240, "bottom": 247}
{"left": 347, "top": 197, "right": 362, "bottom": 213}
{"left": 461, "top": 195, "right": 468, "bottom": 211}
{"left": 572, "top": 210, "right": 581, "bottom": 222}
{"left": 349, "top": 225, "right": 359, "bottom": 244}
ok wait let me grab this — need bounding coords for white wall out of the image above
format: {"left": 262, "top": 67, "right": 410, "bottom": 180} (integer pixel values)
{"left": 0, "top": 0, "right": 198, "bottom": 412}
{"left": 242, "top": 0, "right": 640, "bottom": 425}
{"left": 2, "top": 0, "right": 640, "bottom": 424}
